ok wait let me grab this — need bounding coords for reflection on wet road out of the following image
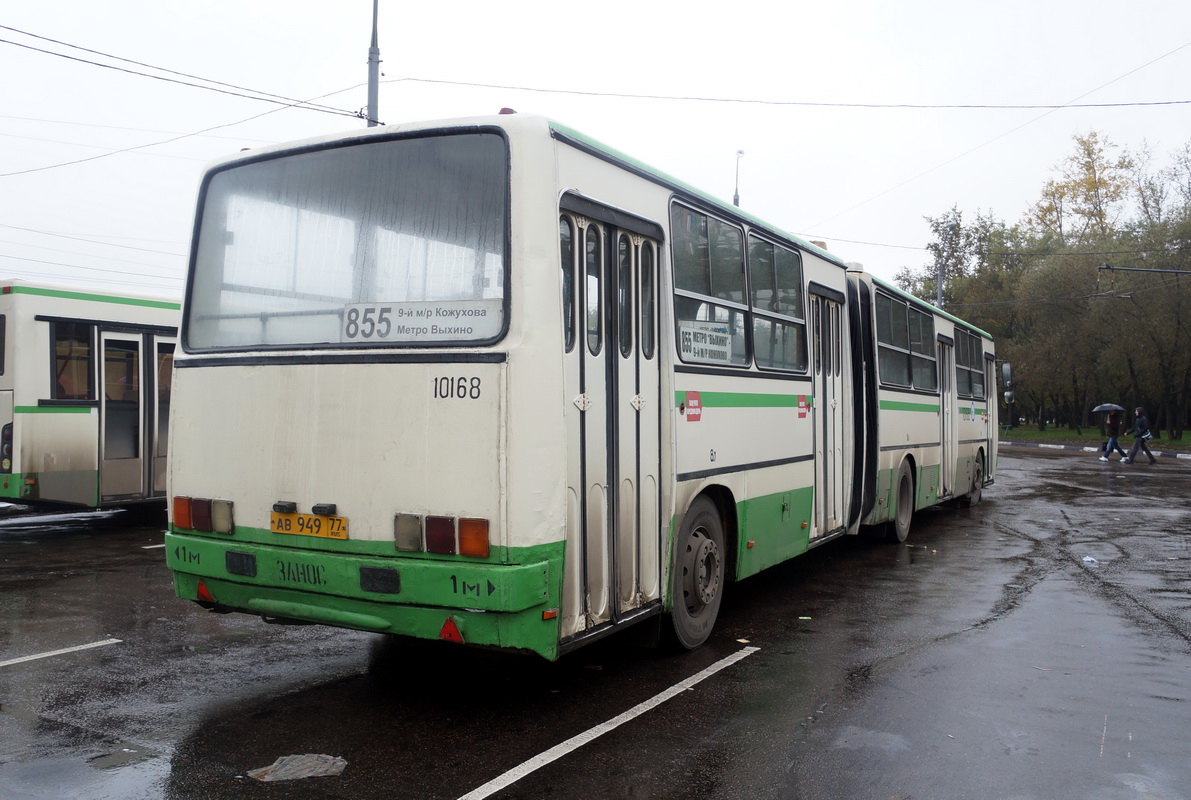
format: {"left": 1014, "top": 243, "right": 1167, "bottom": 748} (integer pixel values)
{"left": 1, "top": 450, "right": 1189, "bottom": 800}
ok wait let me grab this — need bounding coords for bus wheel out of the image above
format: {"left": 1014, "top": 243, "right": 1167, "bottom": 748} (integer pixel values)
{"left": 961, "top": 456, "right": 984, "bottom": 507}
{"left": 668, "top": 497, "right": 725, "bottom": 650}
{"left": 885, "top": 461, "right": 913, "bottom": 544}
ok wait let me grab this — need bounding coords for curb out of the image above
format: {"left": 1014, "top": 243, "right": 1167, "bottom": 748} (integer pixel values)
{"left": 1002, "top": 440, "right": 1191, "bottom": 460}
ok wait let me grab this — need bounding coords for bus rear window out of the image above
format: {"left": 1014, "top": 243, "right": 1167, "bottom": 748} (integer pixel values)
{"left": 187, "top": 132, "right": 508, "bottom": 351}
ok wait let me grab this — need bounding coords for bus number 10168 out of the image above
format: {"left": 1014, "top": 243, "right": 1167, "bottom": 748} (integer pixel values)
{"left": 433, "top": 376, "right": 481, "bottom": 400}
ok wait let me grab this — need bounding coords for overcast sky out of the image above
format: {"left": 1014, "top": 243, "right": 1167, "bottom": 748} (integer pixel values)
{"left": 2, "top": 1, "right": 1190, "bottom": 298}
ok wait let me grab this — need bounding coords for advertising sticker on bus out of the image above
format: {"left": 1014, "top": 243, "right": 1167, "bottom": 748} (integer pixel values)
{"left": 679, "top": 320, "right": 732, "bottom": 365}
{"left": 341, "top": 298, "right": 503, "bottom": 343}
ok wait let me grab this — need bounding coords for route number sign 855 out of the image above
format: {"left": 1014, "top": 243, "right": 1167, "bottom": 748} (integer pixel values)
{"left": 343, "top": 305, "right": 392, "bottom": 340}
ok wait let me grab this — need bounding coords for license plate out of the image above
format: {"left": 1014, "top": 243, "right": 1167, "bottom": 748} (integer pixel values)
{"left": 270, "top": 512, "right": 348, "bottom": 539}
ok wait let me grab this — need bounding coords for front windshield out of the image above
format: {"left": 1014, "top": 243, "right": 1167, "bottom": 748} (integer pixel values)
{"left": 186, "top": 131, "right": 508, "bottom": 350}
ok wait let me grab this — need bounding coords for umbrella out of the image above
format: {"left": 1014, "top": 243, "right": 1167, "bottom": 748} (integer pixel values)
{"left": 1092, "top": 403, "right": 1126, "bottom": 413}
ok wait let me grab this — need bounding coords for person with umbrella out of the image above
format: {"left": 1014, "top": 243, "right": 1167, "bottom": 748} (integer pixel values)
{"left": 1123, "top": 407, "right": 1158, "bottom": 464}
{"left": 1096, "top": 405, "right": 1128, "bottom": 462}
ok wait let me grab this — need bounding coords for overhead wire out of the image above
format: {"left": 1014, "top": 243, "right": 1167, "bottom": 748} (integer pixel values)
{"left": 0, "top": 253, "right": 183, "bottom": 283}
{"left": 0, "top": 25, "right": 360, "bottom": 117}
{"left": 0, "top": 82, "right": 365, "bottom": 178}
{"left": 0, "top": 131, "right": 212, "bottom": 162}
{"left": 385, "top": 75, "right": 1191, "bottom": 110}
{"left": 0, "top": 112, "right": 277, "bottom": 143}
{"left": 0, "top": 223, "right": 185, "bottom": 256}
{"left": 3, "top": 26, "right": 1189, "bottom": 280}
{"left": 805, "top": 39, "right": 1191, "bottom": 230}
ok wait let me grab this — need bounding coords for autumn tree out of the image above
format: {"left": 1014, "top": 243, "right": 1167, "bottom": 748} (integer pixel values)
{"left": 898, "top": 131, "right": 1191, "bottom": 438}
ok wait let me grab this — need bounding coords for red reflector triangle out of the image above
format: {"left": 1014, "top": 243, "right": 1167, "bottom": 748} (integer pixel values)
{"left": 439, "top": 617, "right": 464, "bottom": 644}
{"left": 196, "top": 580, "right": 216, "bottom": 603}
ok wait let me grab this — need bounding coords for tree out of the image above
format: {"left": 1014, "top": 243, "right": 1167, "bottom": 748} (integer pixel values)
{"left": 1027, "top": 132, "right": 1135, "bottom": 244}
{"left": 901, "top": 132, "right": 1191, "bottom": 439}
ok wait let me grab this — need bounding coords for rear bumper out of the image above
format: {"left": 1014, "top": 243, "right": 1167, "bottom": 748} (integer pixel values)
{"left": 165, "top": 531, "right": 562, "bottom": 659}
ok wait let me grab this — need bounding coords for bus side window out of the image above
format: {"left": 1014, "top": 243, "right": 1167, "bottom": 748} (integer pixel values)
{"left": 640, "top": 242, "right": 655, "bottom": 359}
{"left": 585, "top": 224, "right": 603, "bottom": 355}
{"left": 52, "top": 322, "right": 93, "bottom": 401}
{"left": 560, "top": 216, "right": 576, "bottom": 352}
{"left": 618, "top": 234, "right": 633, "bottom": 358}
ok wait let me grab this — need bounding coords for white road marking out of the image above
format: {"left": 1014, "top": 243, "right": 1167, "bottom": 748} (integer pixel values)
{"left": 458, "top": 646, "right": 760, "bottom": 800}
{"left": 142, "top": 544, "right": 166, "bottom": 549}
{"left": 0, "top": 638, "right": 122, "bottom": 668}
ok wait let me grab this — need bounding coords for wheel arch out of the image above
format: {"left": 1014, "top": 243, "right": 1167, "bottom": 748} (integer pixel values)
{"left": 899, "top": 452, "right": 919, "bottom": 510}
{"left": 698, "top": 484, "right": 739, "bottom": 583}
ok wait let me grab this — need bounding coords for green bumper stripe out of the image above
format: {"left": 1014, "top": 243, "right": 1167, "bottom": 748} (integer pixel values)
{"left": 173, "top": 571, "right": 561, "bottom": 659}
{"left": 164, "top": 532, "right": 550, "bottom": 613}
{"left": 246, "top": 599, "right": 393, "bottom": 631}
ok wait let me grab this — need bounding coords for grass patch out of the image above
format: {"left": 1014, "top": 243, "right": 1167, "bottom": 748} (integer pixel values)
{"left": 1000, "top": 426, "right": 1191, "bottom": 452}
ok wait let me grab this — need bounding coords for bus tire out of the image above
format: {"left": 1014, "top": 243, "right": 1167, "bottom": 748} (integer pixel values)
{"left": 667, "top": 496, "right": 725, "bottom": 650}
{"left": 961, "top": 454, "right": 984, "bottom": 507}
{"left": 885, "top": 460, "right": 914, "bottom": 544}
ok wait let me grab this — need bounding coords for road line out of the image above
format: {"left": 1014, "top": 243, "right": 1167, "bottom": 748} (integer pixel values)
{"left": 457, "top": 646, "right": 760, "bottom": 800}
{"left": 142, "top": 544, "right": 166, "bottom": 549}
{"left": 0, "top": 638, "right": 122, "bottom": 668}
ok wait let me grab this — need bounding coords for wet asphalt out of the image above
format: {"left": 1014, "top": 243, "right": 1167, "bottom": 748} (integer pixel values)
{"left": 1, "top": 448, "right": 1188, "bottom": 800}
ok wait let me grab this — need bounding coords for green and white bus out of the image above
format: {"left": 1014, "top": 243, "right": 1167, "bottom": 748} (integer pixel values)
{"left": 165, "top": 114, "right": 996, "bottom": 660}
{"left": 0, "top": 280, "right": 180, "bottom": 507}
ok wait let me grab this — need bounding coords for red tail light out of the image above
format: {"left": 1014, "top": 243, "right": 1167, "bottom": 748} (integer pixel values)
{"left": 173, "top": 497, "right": 193, "bottom": 529}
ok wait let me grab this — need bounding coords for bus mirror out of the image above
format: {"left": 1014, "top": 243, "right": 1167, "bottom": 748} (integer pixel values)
{"left": 1001, "top": 362, "right": 1013, "bottom": 388}
{"left": 1004, "top": 390, "right": 1015, "bottom": 405}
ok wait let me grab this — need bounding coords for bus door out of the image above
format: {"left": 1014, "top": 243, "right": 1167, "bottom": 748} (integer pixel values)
{"left": 938, "top": 338, "right": 955, "bottom": 498}
{"left": 810, "top": 288, "right": 846, "bottom": 537}
{"left": 150, "top": 338, "right": 175, "bottom": 497}
{"left": 560, "top": 205, "right": 662, "bottom": 640}
{"left": 983, "top": 354, "right": 995, "bottom": 475}
{"left": 98, "top": 332, "right": 144, "bottom": 501}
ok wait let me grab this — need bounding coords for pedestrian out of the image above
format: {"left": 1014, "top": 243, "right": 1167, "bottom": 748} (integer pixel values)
{"left": 1099, "top": 409, "right": 1128, "bottom": 462}
{"left": 1123, "top": 407, "right": 1157, "bottom": 464}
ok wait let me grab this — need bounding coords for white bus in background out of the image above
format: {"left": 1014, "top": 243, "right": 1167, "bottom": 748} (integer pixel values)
{"left": 164, "top": 114, "right": 997, "bottom": 660}
{"left": 0, "top": 280, "right": 180, "bottom": 507}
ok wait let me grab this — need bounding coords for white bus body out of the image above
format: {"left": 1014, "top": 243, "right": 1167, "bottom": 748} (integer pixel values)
{"left": 165, "top": 115, "right": 996, "bottom": 660}
{"left": 0, "top": 281, "right": 180, "bottom": 507}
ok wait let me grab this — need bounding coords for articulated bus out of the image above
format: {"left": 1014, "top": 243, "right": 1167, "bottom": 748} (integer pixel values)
{"left": 164, "top": 114, "right": 997, "bottom": 660}
{"left": 0, "top": 280, "right": 180, "bottom": 507}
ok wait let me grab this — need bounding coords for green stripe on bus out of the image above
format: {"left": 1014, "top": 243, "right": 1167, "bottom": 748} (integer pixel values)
{"left": 4, "top": 285, "right": 180, "bottom": 310}
{"left": 674, "top": 391, "right": 811, "bottom": 408}
{"left": 880, "top": 400, "right": 940, "bottom": 413}
{"left": 14, "top": 405, "right": 94, "bottom": 414}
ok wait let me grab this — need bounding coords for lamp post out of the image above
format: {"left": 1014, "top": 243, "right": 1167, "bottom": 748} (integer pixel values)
{"left": 733, "top": 150, "right": 744, "bottom": 207}
{"left": 366, "top": 0, "right": 380, "bottom": 126}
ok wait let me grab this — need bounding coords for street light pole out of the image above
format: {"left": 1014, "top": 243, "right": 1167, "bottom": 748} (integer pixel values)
{"left": 366, "top": 0, "right": 381, "bottom": 126}
{"left": 733, "top": 150, "right": 744, "bottom": 207}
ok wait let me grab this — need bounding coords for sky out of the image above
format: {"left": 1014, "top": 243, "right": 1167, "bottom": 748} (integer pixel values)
{"left": 2, "top": 0, "right": 1190, "bottom": 299}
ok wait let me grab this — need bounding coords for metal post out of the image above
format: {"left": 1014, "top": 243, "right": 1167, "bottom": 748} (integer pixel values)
{"left": 936, "top": 258, "right": 943, "bottom": 309}
{"left": 733, "top": 150, "right": 744, "bottom": 207}
{"left": 366, "top": 0, "right": 380, "bottom": 126}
